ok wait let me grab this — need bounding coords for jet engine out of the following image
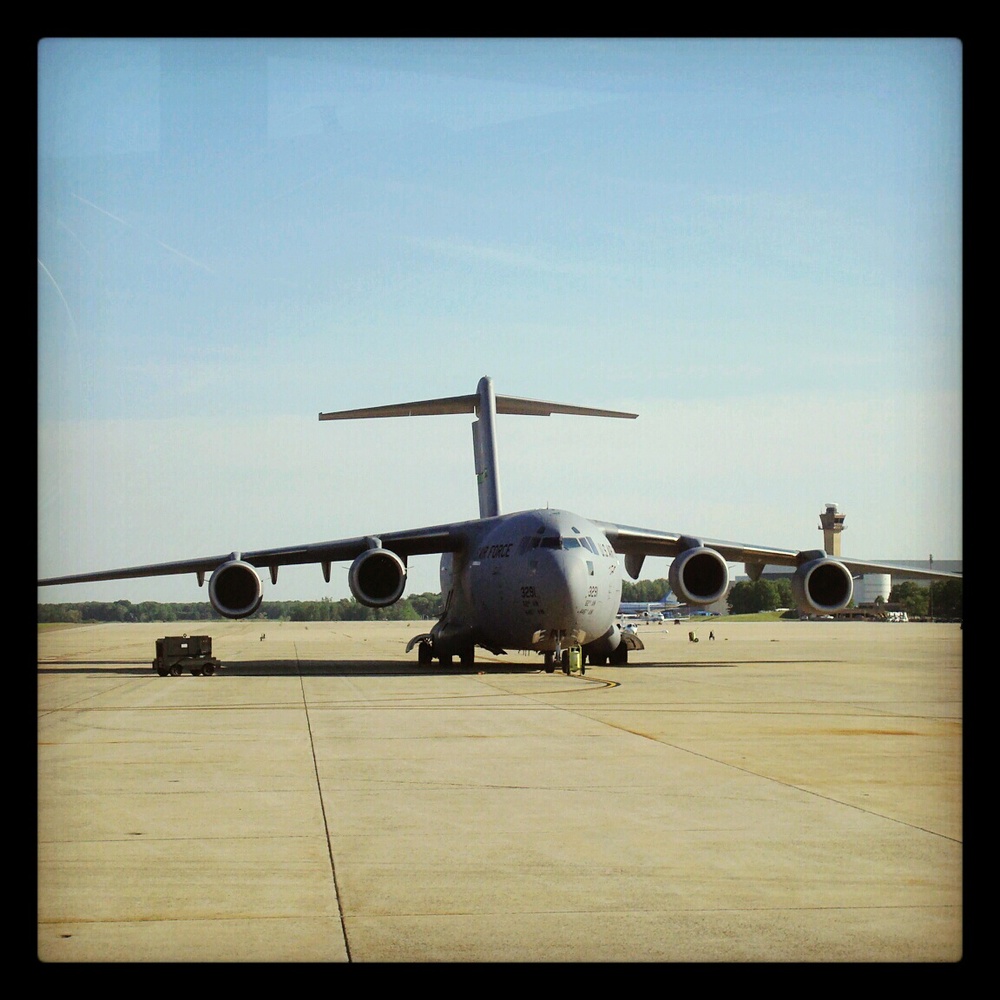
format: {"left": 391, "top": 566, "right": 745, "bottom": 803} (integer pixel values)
{"left": 668, "top": 544, "right": 730, "bottom": 605}
{"left": 349, "top": 548, "right": 407, "bottom": 607}
{"left": 791, "top": 553, "right": 854, "bottom": 614}
{"left": 209, "top": 558, "right": 263, "bottom": 619}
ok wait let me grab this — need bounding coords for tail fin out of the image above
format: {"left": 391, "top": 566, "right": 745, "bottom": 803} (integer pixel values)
{"left": 319, "top": 376, "right": 637, "bottom": 519}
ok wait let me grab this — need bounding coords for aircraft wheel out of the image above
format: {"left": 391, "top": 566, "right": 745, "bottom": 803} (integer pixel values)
{"left": 460, "top": 647, "right": 475, "bottom": 668}
{"left": 438, "top": 654, "right": 453, "bottom": 666}
{"left": 580, "top": 662, "right": 586, "bottom": 675}
{"left": 610, "top": 644, "right": 628, "bottom": 666}
{"left": 203, "top": 664, "right": 215, "bottom": 676}
{"left": 418, "top": 642, "right": 433, "bottom": 666}
{"left": 562, "top": 657, "right": 570, "bottom": 675}
{"left": 169, "top": 664, "right": 182, "bottom": 677}
{"left": 156, "top": 667, "right": 169, "bottom": 677}
{"left": 191, "top": 668, "right": 204, "bottom": 676}
{"left": 543, "top": 652, "right": 555, "bottom": 673}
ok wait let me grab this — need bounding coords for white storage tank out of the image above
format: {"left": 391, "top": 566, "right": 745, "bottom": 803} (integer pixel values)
{"left": 853, "top": 573, "right": 891, "bottom": 604}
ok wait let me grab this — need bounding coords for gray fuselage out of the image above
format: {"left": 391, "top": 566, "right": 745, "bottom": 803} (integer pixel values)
{"left": 434, "top": 508, "right": 622, "bottom": 655}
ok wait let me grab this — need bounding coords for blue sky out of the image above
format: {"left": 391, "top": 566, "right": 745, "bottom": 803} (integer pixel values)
{"left": 38, "top": 38, "right": 962, "bottom": 603}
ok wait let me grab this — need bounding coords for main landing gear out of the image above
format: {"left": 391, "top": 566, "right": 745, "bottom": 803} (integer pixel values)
{"left": 609, "top": 643, "right": 629, "bottom": 665}
{"left": 415, "top": 640, "right": 476, "bottom": 668}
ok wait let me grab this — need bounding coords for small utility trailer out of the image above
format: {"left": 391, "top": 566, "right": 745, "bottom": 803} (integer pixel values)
{"left": 152, "top": 635, "right": 221, "bottom": 677}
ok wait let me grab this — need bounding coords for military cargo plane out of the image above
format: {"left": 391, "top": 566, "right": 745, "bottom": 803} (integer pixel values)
{"left": 38, "top": 376, "right": 960, "bottom": 671}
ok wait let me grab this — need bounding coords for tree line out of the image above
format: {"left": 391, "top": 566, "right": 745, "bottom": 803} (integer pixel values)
{"left": 38, "top": 592, "right": 445, "bottom": 624}
{"left": 886, "top": 579, "right": 962, "bottom": 619}
{"left": 725, "top": 577, "right": 962, "bottom": 618}
{"left": 622, "top": 576, "right": 962, "bottom": 618}
{"left": 37, "top": 577, "right": 962, "bottom": 624}
{"left": 621, "top": 576, "right": 797, "bottom": 614}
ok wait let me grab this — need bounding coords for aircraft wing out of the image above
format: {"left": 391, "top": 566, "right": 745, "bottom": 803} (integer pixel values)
{"left": 595, "top": 521, "right": 962, "bottom": 582}
{"left": 37, "top": 519, "right": 474, "bottom": 589}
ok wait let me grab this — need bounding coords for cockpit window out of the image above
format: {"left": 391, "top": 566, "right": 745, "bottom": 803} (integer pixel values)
{"left": 526, "top": 535, "right": 591, "bottom": 550}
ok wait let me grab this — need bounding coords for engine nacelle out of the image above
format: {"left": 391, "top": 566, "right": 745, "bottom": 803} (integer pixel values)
{"left": 792, "top": 555, "right": 854, "bottom": 614}
{"left": 209, "top": 559, "right": 263, "bottom": 619}
{"left": 668, "top": 545, "right": 730, "bottom": 605}
{"left": 349, "top": 548, "right": 407, "bottom": 608}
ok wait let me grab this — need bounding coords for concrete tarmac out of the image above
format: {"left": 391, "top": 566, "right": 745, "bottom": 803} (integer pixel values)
{"left": 38, "top": 619, "right": 962, "bottom": 962}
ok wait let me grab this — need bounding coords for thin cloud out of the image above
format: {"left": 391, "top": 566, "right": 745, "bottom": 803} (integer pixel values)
{"left": 72, "top": 194, "right": 214, "bottom": 273}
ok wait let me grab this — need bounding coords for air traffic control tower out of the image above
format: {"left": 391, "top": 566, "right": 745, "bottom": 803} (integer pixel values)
{"left": 819, "top": 503, "right": 846, "bottom": 556}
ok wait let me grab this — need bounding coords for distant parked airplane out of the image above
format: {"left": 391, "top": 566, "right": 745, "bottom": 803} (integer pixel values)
{"left": 618, "top": 593, "right": 678, "bottom": 618}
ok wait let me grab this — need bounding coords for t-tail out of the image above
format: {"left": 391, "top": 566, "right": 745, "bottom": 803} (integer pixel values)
{"left": 319, "top": 376, "right": 638, "bottom": 519}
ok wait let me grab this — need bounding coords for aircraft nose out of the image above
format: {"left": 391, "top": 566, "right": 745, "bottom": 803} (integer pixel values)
{"left": 533, "top": 548, "right": 589, "bottom": 623}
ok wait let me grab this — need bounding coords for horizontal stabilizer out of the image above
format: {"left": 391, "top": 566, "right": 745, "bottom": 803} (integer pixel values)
{"left": 494, "top": 395, "right": 637, "bottom": 419}
{"left": 319, "top": 394, "right": 478, "bottom": 420}
{"left": 319, "top": 377, "right": 637, "bottom": 519}
{"left": 320, "top": 393, "right": 637, "bottom": 421}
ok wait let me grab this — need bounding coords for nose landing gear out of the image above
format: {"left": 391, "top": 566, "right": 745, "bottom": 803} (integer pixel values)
{"left": 543, "top": 646, "right": 584, "bottom": 674}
